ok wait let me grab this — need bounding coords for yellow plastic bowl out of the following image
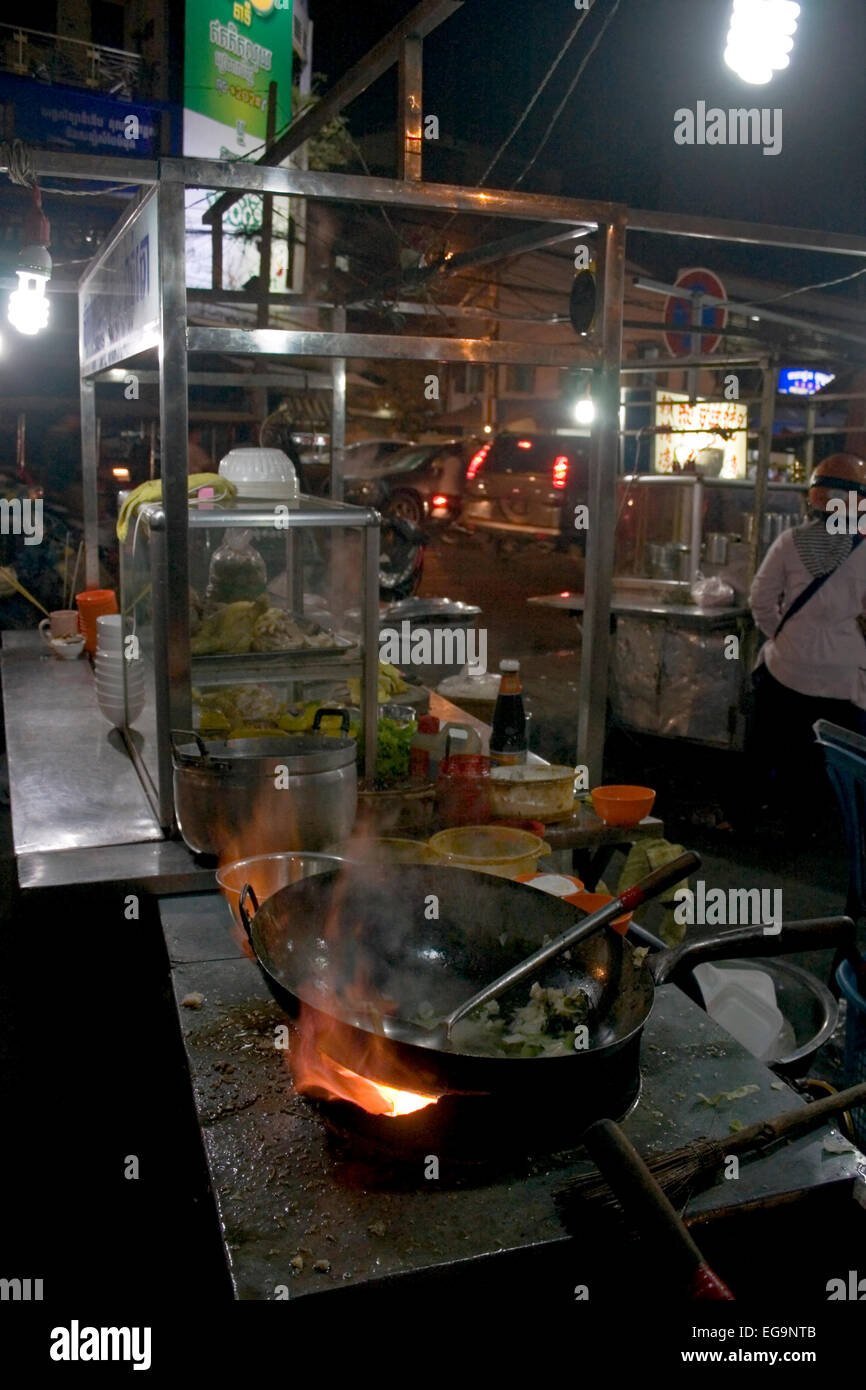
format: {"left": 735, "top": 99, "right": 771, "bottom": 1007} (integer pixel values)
{"left": 428, "top": 825, "right": 552, "bottom": 879}
{"left": 591, "top": 785, "right": 656, "bottom": 828}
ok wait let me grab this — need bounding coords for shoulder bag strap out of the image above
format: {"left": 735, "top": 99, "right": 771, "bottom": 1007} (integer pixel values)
{"left": 774, "top": 533, "right": 864, "bottom": 639}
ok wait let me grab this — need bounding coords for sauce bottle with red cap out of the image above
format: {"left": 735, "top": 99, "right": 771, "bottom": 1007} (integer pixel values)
{"left": 489, "top": 659, "right": 527, "bottom": 766}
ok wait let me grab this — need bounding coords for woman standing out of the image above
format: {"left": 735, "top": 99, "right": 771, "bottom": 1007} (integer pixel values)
{"left": 749, "top": 453, "right": 866, "bottom": 818}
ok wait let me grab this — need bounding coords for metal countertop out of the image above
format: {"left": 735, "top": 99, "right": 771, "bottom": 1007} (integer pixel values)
{"left": 1, "top": 630, "right": 161, "bottom": 856}
{"left": 528, "top": 592, "right": 751, "bottom": 627}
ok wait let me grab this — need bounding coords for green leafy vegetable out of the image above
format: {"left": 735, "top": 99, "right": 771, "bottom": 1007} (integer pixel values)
{"left": 697, "top": 1084, "right": 759, "bottom": 1108}
{"left": 361, "top": 716, "right": 416, "bottom": 785}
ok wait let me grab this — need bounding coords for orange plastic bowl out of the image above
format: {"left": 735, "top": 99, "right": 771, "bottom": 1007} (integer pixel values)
{"left": 591, "top": 784, "right": 655, "bottom": 828}
{"left": 571, "top": 890, "right": 632, "bottom": 936}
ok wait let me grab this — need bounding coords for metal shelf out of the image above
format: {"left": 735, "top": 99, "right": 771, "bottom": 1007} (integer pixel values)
{"left": 191, "top": 654, "right": 364, "bottom": 687}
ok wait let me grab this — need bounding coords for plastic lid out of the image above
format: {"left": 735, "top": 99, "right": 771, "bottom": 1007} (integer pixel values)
{"left": 417, "top": 715, "right": 440, "bottom": 733}
{"left": 499, "top": 659, "right": 520, "bottom": 672}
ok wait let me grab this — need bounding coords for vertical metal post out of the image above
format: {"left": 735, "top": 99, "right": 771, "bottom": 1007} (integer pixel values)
{"left": 157, "top": 177, "right": 192, "bottom": 827}
{"left": 397, "top": 36, "right": 423, "bottom": 181}
{"left": 257, "top": 81, "right": 278, "bottom": 327}
{"left": 748, "top": 362, "right": 777, "bottom": 581}
{"left": 80, "top": 378, "right": 100, "bottom": 587}
{"left": 576, "top": 216, "right": 627, "bottom": 785}
{"left": 687, "top": 294, "right": 702, "bottom": 403}
{"left": 804, "top": 398, "right": 816, "bottom": 476}
{"left": 363, "top": 519, "right": 380, "bottom": 781}
{"left": 689, "top": 479, "right": 703, "bottom": 583}
{"left": 330, "top": 305, "right": 347, "bottom": 502}
{"left": 211, "top": 217, "right": 222, "bottom": 291}
{"left": 15, "top": 412, "right": 25, "bottom": 476}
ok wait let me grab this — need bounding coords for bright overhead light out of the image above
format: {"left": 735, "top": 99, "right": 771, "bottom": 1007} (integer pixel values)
{"left": 724, "top": 0, "right": 800, "bottom": 85}
{"left": 8, "top": 186, "right": 52, "bottom": 337}
{"left": 8, "top": 266, "right": 50, "bottom": 336}
{"left": 574, "top": 398, "right": 595, "bottom": 426}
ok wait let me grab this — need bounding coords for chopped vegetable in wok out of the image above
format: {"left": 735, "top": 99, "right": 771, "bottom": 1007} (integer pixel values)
{"left": 449, "top": 981, "right": 590, "bottom": 1058}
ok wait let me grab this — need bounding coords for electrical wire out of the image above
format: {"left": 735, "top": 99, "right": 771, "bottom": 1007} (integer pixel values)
{"left": 473, "top": 4, "right": 596, "bottom": 192}
{"left": 751, "top": 264, "right": 866, "bottom": 305}
{"left": 513, "top": 0, "right": 623, "bottom": 188}
{"left": 0, "top": 140, "right": 36, "bottom": 187}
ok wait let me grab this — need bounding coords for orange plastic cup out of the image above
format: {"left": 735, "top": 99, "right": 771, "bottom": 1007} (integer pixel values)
{"left": 75, "top": 588, "right": 118, "bottom": 654}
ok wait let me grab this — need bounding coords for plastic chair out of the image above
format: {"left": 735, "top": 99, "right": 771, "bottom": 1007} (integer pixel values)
{"left": 813, "top": 719, "right": 866, "bottom": 922}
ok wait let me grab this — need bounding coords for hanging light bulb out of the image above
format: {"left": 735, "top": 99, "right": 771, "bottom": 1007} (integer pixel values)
{"left": 724, "top": 0, "right": 800, "bottom": 85}
{"left": 8, "top": 185, "right": 51, "bottom": 337}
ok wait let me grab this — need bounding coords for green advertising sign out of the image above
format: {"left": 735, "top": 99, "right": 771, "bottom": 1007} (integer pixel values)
{"left": 184, "top": 0, "right": 293, "bottom": 147}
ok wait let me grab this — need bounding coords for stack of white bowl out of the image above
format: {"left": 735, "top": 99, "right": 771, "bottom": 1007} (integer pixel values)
{"left": 94, "top": 615, "right": 145, "bottom": 726}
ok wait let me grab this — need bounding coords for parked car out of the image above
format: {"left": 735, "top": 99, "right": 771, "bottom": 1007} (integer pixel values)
{"left": 343, "top": 439, "right": 475, "bottom": 529}
{"left": 460, "top": 433, "right": 589, "bottom": 543}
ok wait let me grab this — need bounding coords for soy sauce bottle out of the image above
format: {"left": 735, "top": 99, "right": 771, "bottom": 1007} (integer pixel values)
{"left": 489, "top": 659, "right": 527, "bottom": 766}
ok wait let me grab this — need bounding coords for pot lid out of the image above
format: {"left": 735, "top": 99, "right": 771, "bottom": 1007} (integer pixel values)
{"left": 382, "top": 596, "right": 481, "bottom": 620}
{"left": 174, "top": 733, "right": 356, "bottom": 774}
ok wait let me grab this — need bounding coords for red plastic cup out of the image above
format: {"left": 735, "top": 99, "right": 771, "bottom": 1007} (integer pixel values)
{"left": 75, "top": 588, "right": 118, "bottom": 654}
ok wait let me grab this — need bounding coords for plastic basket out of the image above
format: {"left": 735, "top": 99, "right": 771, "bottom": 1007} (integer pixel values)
{"left": 836, "top": 958, "right": 866, "bottom": 1150}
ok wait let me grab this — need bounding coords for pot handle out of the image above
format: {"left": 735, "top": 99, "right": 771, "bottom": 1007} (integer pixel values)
{"left": 652, "top": 916, "right": 857, "bottom": 988}
{"left": 312, "top": 706, "right": 351, "bottom": 735}
{"left": 238, "top": 883, "right": 260, "bottom": 940}
{"left": 171, "top": 729, "right": 209, "bottom": 763}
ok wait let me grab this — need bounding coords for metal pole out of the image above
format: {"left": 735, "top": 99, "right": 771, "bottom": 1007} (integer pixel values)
{"left": 157, "top": 177, "right": 192, "bottom": 826}
{"left": 330, "top": 305, "right": 347, "bottom": 501}
{"left": 211, "top": 218, "right": 222, "bottom": 292}
{"left": 804, "top": 399, "right": 816, "bottom": 475}
{"left": 79, "top": 379, "right": 100, "bottom": 587}
{"left": 363, "top": 521, "right": 380, "bottom": 781}
{"left": 748, "top": 362, "right": 778, "bottom": 582}
{"left": 397, "top": 36, "right": 423, "bottom": 181}
{"left": 577, "top": 217, "right": 627, "bottom": 784}
{"left": 257, "top": 81, "right": 278, "bottom": 327}
{"left": 687, "top": 293, "right": 702, "bottom": 404}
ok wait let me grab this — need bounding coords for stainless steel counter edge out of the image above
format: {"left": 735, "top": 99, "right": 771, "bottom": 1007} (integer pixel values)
{"left": 16, "top": 839, "right": 217, "bottom": 893}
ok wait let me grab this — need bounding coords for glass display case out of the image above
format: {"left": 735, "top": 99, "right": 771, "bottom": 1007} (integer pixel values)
{"left": 119, "top": 493, "right": 379, "bottom": 830}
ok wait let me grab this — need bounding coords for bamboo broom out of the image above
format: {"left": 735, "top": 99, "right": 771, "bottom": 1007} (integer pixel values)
{"left": 558, "top": 1080, "right": 866, "bottom": 1217}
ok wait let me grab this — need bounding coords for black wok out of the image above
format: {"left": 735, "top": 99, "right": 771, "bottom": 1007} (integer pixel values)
{"left": 239, "top": 861, "right": 854, "bottom": 1099}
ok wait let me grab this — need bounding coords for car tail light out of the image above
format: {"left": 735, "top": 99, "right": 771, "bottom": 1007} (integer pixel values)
{"left": 517, "top": 439, "right": 533, "bottom": 450}
{"left": 431, "top": 494, "right": 449, "bottom": 507}
{"left": 466, "top": 443, "right": 491, "bottom": 480}
{"left": 552, "top": 455, "right": 569, "bottom": 489}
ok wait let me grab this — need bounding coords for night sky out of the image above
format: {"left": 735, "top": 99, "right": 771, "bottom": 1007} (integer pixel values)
{"left": 310, "top": 0, "right": 866, "bottom": 288}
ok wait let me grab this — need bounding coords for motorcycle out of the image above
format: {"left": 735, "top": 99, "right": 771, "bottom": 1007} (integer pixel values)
{"left": 378, "top": 513, "right": 427, "bottom": 601}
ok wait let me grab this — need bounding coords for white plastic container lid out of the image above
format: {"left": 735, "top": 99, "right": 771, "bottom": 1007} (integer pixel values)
{"left": 218, "top": 447, "right": 299, "bottom": 501}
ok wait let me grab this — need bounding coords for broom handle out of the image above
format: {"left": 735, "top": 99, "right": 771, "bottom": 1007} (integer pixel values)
{"left": 722, "top": 1080, "right": 866, "bottom": 1157}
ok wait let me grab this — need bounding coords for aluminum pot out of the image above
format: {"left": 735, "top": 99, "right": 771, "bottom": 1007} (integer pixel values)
{"left": 171, "top": 711, "right": 357, "bottom": 858}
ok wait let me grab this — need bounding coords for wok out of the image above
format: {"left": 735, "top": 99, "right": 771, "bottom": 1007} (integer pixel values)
{"left": 239, "top": 861, "right": 855, "bottom": 1098}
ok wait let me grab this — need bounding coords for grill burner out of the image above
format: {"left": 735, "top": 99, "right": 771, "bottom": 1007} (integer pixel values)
{"left": 310, "top": 1076, "right": 642, "bottom": 1165}
{"left": 290, "top": 1021, "right": 644, "bottom": 1163}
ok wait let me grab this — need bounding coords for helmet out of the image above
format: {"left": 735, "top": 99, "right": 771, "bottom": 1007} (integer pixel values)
{"left": 807, "top": 453, "right": 866, "bottom": 513}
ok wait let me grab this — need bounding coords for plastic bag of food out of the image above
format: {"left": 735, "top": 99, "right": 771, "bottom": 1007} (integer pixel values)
{"left": 206, "top": 530, "right": 266, "bottom": 605}
{"left": 690, "top": 573, "right": 734, "bottom": 608}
